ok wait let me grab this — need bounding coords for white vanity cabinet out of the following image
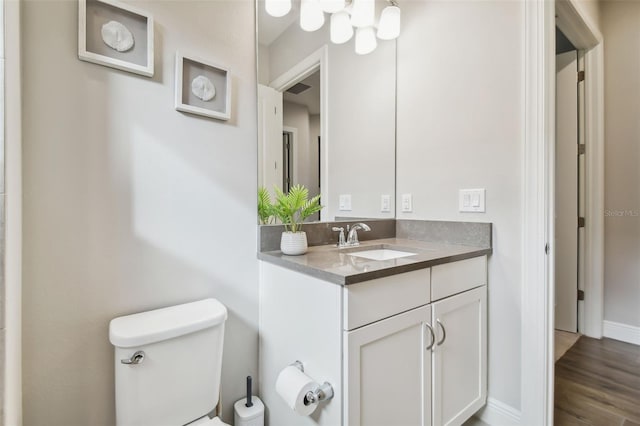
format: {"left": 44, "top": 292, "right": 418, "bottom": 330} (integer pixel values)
{"left": 344, "top": 304, "right": 433, "bottom": 426}
{"left": 432, "top": 286, "right": 487, "bottom": 426}
{"left": 430, "top": 256, "right": 488, "bottom": 426}
{"left": 259, "top": 255, "right": 487, "bottom": 426}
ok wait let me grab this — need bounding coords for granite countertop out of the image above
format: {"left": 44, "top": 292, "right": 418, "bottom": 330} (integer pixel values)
{"left": 258, "top": 238, "right": 492, "bottom": 285}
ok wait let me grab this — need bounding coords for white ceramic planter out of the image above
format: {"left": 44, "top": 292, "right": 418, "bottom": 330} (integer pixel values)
{"left": 280, "top": 231, "right": 308, "bottom": 255}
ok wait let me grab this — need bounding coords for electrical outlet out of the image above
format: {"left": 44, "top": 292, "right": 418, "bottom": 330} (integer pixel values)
{"left": 381, "top": 195, "right": 391, "bottom": 212}
{"left": 339, "top": 194, "right": 352, "bottom": 211}
{"left": 401, "top": 194, "right": 413, "bottom": 212}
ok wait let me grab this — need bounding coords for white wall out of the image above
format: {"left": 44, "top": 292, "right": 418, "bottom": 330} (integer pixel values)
{"left": 601, "top": 1, "right": 640, "bottom": 329}
{"left": 396, "top": 0, "right": 524, "bottom": 413}
{"left": 21, "top": 1, "right": 258, "bottom": 424}
{"left": 258, "top": 43, "right": 270, "bottom": 85}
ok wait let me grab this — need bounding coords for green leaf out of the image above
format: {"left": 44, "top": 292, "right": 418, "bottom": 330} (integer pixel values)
{"left": 257, "top": 187, "right": 274, "bottom": 224}
{"left": 269, "top": 184, "right": 324, "bottom": 232}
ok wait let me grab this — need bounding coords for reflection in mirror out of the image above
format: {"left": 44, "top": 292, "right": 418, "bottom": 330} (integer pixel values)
{"left": 257, "top": 0, "right": 397, "bottom": 222}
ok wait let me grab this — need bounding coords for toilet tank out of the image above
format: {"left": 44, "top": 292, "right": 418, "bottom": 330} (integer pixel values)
{"left": 109, "top": 299, "right": 227, "bottom": 426}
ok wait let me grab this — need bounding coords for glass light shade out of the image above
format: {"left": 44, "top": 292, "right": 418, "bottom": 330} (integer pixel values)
{"left": 319, "top": 0, "right": 346, "bottom": 13}
{"left": 300, "top": 0, "right": 325, "bottom": 32}
{"left": 355, "top": 26, "right": 377, "bottom": 55}
{"left": 265, "top": 0, "right": 292, "bottom": 18}
{"left": 350, "top": 0, "right": 375, "bottom": 28}
{"left": 330, "top": 11, "right": 354, "bottom": 44}
{"left": 377, "top": 5, "right": 401, "bottom": 40}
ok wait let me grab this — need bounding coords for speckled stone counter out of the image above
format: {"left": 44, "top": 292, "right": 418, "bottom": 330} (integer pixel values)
{"left": 258, "top": 237, "right": 491, "bottom": 285}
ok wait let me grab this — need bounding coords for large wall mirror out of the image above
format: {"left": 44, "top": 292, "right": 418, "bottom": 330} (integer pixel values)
{"left": 257, "top": 0, "right": 397, "bottom": 222}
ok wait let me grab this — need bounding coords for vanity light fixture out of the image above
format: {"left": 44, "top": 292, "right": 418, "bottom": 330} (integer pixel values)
{"left": 300, "top": 0, "right": 326, "bottom": 32}
{"left": 265, "top": 0, "right": 401, "bottom": 55}
{"left": 376, "top": 2, "right": 400, "bottom": 40}
{"left": 350, "top": 0, "right": 375, "bottom": 28}
{"left": 330, "top": 10, "right": 354, "bottom": 44}
{"left": 319, "top": 0, "right": 347, "bottom": 13}
{"left": 355, "top": 26, "right": 377, "bottom": 55}
{"left": 265, "top": 0, "right": 292, "bottom": 18}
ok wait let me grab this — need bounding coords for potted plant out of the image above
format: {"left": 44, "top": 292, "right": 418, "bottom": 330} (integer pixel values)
{"left": 271, "top": 184, "right": 322, "bottom": 255}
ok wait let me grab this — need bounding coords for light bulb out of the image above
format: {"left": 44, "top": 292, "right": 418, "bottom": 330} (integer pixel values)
{"left": 355, "top": 26, "right": 377, "bottom": 55}
{"left": 300, "top": 0, "right": 325, "bottom": 32}
{"left": 319, "top": 0, "right": 346, "bottom": 13}
{"left": 330, "top": 10, "right": 353, "bottom": 44}
{"left": 377, "top": 5, "right": 401, "bottom": 40}
{"left": 350, "top": 0, "right": 375, "bottom": 28}
{"left": 265, "top": 0, "right": 292, "bottom": 18}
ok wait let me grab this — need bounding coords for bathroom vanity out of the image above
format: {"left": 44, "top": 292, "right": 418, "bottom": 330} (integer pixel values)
{"left": 258, "top": 222, "right": 490, "bottom": 426}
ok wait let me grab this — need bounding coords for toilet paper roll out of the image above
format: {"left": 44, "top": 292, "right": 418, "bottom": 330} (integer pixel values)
{"left": 275, "top": 365, "right": 319, "bottom": 416}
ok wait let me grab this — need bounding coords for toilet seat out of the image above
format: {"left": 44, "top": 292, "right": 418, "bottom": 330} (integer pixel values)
{"left": 187, "top": 415, "right": 230, "bottom": 426}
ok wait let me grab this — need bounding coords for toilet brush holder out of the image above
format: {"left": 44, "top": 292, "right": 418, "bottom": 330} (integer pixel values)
{"left": 234, "top": 376, "right": 264, "bottom": 426}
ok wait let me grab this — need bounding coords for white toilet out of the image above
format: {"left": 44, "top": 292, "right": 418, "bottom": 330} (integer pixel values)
{"left": 109, "top": 298, "right": 230, "bottom": 426}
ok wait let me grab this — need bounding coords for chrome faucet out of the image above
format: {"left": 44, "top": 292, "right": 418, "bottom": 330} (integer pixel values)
{"left": 346, "top": 223, "right": 371, "bottom": 247}
{"left": 332, "top": 226, "right": 346, "bottom": 247}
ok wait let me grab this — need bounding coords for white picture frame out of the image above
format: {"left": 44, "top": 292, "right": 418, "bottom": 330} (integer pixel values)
{"left": 78, "top": 0, "right": 154, "bottom": 77}
{"left": 175, "top": 52, "right": 231, "bottom": 121}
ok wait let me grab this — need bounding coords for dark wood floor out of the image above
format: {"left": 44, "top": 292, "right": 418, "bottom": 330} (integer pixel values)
{"left": 554, "top": 336, "right": 640, "bottom": 426}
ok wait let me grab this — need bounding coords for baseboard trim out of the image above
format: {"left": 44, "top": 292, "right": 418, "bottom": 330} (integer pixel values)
{"left": 603, "top": 320, "right": 640, "bottom": 345}
{"left": 476, "top": 397, "right": 521, "bottom": 426}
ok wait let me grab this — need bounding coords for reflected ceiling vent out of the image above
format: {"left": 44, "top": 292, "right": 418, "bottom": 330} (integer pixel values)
{"left": 286, "top": 83, "right": 312, "bottom": 95}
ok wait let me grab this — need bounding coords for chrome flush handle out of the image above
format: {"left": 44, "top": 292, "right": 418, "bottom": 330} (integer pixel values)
{"left": 121, "top": 350, "right": 145, "bottom": 365}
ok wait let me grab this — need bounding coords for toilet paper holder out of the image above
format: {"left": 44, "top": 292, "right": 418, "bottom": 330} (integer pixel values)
{"left": 290, "top": 361, "right": 334, "bottom": 405}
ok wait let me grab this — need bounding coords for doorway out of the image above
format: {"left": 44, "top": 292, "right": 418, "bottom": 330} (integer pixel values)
{"left": 522, "top": 2, "right": 605, "bottom": 423}
{"left": 555, "top": 28, "right": 583, "bottom": 335}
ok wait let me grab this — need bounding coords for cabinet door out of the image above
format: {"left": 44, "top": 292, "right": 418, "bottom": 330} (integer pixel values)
{"left": 345, "top": 305, "right": 434, "bottom": 426}
{"left": 432, "top": 286, "right": 487, "bottom": 426}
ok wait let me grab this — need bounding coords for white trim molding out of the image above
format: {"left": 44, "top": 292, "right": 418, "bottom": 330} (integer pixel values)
{"left": 603, "top": 321, "right": 640, "bottom": 346}
{"left": 521, "top": 0, "right": 555, "bottom": 425}
{"left": 269, "top": 45, "right": 327, "bottom": 92}
{"left": 4, "top": 0, "right": 24, "bottom": 424}
{"left": 477, "top": 397, "right": 522, "bottom": 426}
{"left": 556, "top": 0, "right": 602, "bottom": 48}
{"left": 583, "top": 42, "right": 605, "bottom": 339}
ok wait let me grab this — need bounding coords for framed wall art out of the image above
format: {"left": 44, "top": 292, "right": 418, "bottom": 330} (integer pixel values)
{"left": 175, "top": 53, "right": 231, "bottom": 121}
{"left": 78, "top": 0, "right": 154, "bottom": 77}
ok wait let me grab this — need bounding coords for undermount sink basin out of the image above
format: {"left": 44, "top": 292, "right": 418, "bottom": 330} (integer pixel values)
{"left": 348, "top": 248, "right": 417, "bottom": 261}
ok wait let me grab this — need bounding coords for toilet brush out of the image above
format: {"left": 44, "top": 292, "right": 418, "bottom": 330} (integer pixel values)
{"left": 246, "top": 376, "right": 253, "bottom": 407}
{"left": 234, "top": 376, "right": 264, "bottom": 426}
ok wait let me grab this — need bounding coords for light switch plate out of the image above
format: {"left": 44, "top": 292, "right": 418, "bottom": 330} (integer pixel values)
{"left": 401, "top": 193, "right": 413, "bottom": 212}
{"left": 339, "top": 194, "right": 352, "bottom": 211}
{"left": 381, "top": 194, "right": 391, "bottom": 212}
{"left": 459, "top": 189, "right": 486, "bottom": 212}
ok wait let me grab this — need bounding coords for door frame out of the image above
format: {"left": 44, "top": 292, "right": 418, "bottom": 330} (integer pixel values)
{"left": 554, "top": 49, "right": 580, "bottom": 334}
{"left": 522, "top": 1, "right": 603, "bottom": 424}
{"left": 556, "top": 0, "right": 605, "bottom": 340}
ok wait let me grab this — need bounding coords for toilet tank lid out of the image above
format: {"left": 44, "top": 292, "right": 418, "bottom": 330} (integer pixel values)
{"left": 109, "top": 298, "right": 228, "bottom": 348}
